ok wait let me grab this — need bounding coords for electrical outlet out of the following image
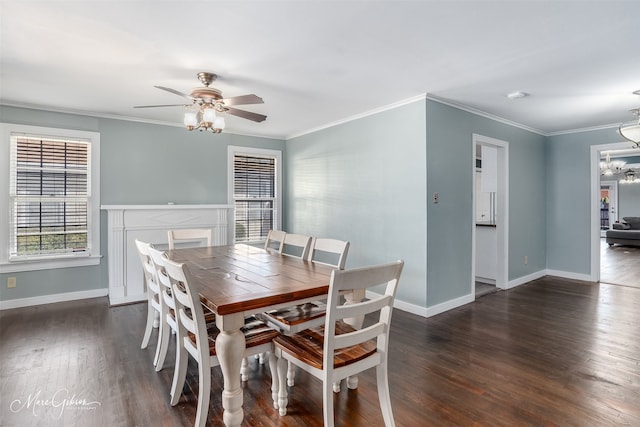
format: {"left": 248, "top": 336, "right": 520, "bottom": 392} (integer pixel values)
{"left": 7, "top": 277, "right": 16, "bottom": 288}
{"left": 524, "top": 256, "right": 528, "bottom": 265}
{"left": 433, "top": 192, "right": 439, "bottom": 204}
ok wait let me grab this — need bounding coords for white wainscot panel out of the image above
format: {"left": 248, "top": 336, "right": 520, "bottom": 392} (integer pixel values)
{"left": 102, "top": 204, "right": 233, "bottom": 305}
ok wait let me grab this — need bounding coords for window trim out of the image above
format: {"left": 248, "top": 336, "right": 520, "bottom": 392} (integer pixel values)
{"left": 0, "top": 123, "right": 101, "bottom": 273}
{"left": 227, "top": 146, "right": 282, "bottom": 243}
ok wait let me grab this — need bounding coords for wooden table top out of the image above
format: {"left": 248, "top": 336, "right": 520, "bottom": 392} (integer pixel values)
{"left": 165, "top": 244, "right": 334, "bottom": 315}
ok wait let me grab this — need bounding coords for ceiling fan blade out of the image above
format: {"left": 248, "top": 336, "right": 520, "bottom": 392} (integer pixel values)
{"left": 220, "top": 94, "right": 264, "bottom": 106}
{"left": 133, "top": 104, "right": 188, "bottom": 108}
{"left": 225, "top": 107, "right": 267, "bottom": 123}
{"left": 155, "top": 85, "right": 193, "bottom": 100}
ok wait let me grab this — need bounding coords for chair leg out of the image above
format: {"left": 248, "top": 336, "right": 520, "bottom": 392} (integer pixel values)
{"left": 346, "top": 375, "right": 358, "bottom": 389}
{"left": 376, "top": 363, "right": 395, "bottom": 427}
{"left": 154, "top": 320, "right": 171, "bottom": 371}
{"left": 170, "top": 339, "right": 188, "bottom": 406}
{"left": 194, "top": 359, "right": 211, "bottom": 427}
{"left": 267, "top": 351, "right": 279, "bottom": 409}
{"left": 287, "top": 361, "right": 295, "bottom": 386}
{"left": 276, "top": 354, "right": 289, "bottom": 416}
{"left": 141, "top": 303, "right": 155, "bottom": 349}
{"left": 322, "top": 378, "right": 335, "bottom": 427}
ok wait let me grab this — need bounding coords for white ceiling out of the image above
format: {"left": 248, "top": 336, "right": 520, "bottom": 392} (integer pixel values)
{"left": 1, "top": 1, "right": 639, "bottom": 140}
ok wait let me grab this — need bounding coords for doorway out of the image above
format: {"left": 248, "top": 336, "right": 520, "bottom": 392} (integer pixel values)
{"left": 472, "top": 134, "right": 509, "bottom": 297}
{"left": 590, "top": 142, "right": 638, "bottom": 284}
{"left": 599, "top": 181, "right": 619, "bottom": 237}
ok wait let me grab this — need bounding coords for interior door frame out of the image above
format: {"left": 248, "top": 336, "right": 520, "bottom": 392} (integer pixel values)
{"left": 589, "top": 141, "right": 629, "bottom": 282}
{"left": 600, "top": 180, "right": 619, "bottom": 237}
{"left": 471, "top": 134, "right": 509, "bottom": 295}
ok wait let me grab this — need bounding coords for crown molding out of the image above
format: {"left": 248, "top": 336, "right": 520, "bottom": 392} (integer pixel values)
{"left": 0, "top": 102, "right": 283, "bottom": 141}
{"left": 425, "top": 94, "right": 547, "bottom": 136}
{"left": 286, "top": 94, "right": 428, "bottom": 140}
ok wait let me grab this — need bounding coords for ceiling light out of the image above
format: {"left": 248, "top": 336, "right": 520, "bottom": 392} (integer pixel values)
{"left": 620, "top": 169, "right": 640, "bottom": 184}
{"left": 600, "top": 151, "right": 626, "bottom": 176}
{"left": 507, "top": 91, "right": 528, "bottom": 100}
{"left": 619, "top": 90, "right": 640, "bottom": 148}
{"left": 135, "top": 71, "right": 265, "bottom": 135}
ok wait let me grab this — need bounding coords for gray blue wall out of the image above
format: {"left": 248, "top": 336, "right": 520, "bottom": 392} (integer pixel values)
{"left": 0, "top": 105, "right": 284, "bottom": 302}
{"left": 545, "top": 128, "right": 623, "bottom": 275}
{"left": 285, "top": 102, "right": 428, "bottom": 306}
{"left": 425, "top": 100, "right": 546, "bottom": 306}
{"left": 285, "top": 99, "right": 547, "bottom": 310}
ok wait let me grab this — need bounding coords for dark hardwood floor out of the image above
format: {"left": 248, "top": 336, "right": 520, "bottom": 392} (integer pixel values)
{"left": 2, "top": 276, "right": 639, "bottom": 426}
{"left": 600, "top": 238, "right": 640, "bottom": 288}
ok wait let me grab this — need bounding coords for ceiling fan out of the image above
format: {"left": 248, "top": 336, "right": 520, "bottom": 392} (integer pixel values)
{"left": 134, "top": 72, "right": 266, "bottom": 133}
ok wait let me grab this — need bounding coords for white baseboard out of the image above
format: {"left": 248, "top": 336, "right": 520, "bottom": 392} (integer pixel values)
{"left": 544, "top": 269, "right": 594, "bottom": 282}
{"left": 506, "top": 269, "right": 547, "bottom": 289}
{"left": 109, "top": 293, "right": 146, "bottom": 306}
{"left": 425, "top": 293, "right": 475, "bottom": 317}
{"left": 367, "top": 290, "right": 474, "bottom": 319}
{"left": 0, "top": 288, "right": 108, "bottom": 310}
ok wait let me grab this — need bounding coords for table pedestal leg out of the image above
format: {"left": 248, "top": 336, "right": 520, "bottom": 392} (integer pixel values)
{"left": 343, "top": 289, "right": 366, "bottom": 390}
{"left": 216, "top": 313, "right": 246, "bottom": 427}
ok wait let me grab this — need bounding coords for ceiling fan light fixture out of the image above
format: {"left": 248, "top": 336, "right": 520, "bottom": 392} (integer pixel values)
{"left": 203, "top": 106, "right": 217, "bottom": 124}
{"left": 138, "top": 72, "right": 267, "bottom": 135}
{"left": 213, "top": 116, "right": 225, "bottom": 133}
{"left": 184, "top": 110, "right": 198, "bottom": 130}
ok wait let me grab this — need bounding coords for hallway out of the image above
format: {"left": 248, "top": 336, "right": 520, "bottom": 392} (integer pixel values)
{"left": 600, "top": 238, "right": 640, "bottom": 288}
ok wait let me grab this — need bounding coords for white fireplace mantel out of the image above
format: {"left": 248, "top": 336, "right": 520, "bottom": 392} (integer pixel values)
{"left": 101, "top": 204, "right": 233, "bottom": 306}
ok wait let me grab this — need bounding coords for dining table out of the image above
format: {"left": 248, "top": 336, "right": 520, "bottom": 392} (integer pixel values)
{"left": 165, "top": 243, "right": 365, "bottom": 427}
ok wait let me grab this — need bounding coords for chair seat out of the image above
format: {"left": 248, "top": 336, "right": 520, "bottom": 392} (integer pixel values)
{"left": 263, "top": 301, "right": 327, "bottom": 328}
{"left": 273, "top": 321, "right": 376, "bottom": 370}
{"left": 188, "top": 316, "right": 279, "bottom": 357}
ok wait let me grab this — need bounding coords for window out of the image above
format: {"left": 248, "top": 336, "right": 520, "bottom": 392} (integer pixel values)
{"left": 228, "top": 146, "right": 281, "bottom": 243}
{"left": 0, "top": 124, "right": 100, "bottom": 272}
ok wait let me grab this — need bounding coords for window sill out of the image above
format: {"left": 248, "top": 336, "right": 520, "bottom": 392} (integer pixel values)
{"left": 0, "top": 255, "right": 102, "bottom": 273}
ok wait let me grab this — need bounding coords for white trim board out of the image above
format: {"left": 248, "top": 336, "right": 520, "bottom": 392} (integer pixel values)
{"left": 0, "top": 288, "right": 108, "bottom": 310}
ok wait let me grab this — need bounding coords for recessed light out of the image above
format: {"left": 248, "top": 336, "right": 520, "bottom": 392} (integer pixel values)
{"left": 507, "top": 91, "right": 528, "bottom": 100}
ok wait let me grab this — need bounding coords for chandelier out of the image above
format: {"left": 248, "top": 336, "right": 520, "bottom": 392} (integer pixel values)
{"left": 600, "top": 152, "right": 625, "bottom": 176}
{"left": 620, "top": 169, "right": 640, "bottom": 184}
{"left": 619, "top": 90, "right": 640, "bottom": 148}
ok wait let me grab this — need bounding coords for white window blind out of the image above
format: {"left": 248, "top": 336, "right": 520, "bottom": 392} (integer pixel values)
{"left": 9, "top": 135, "right": 91, "bottom": 259}
{"left": 233, "top": 154, "right": 277, "bottom": 242}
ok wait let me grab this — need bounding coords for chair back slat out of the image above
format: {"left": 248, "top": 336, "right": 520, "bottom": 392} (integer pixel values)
{"left": 334, "top": 294, "right": 393, "bottom": 320}
{"left": 135, "top": 239, "right": 160, "bottom": 295}
{"left": 264, "top": 230, "right": 286, "bottom": 254}
{"left": 163, "top": 257, "right": 209, "bottom": 360}
{"left": 282, "top": 233, "right": 312, "bottom": 259}
{"left": 333, "top": 322, "right": 386, "bottom": 350}
{"left": 148, "top": 246, "right": 175, "bottom": 310}
{"left": 308, "top": 238, "right": 350, "bottom": 269}
{"left": 167, "top": 228, "right": 212, "bottom": 249}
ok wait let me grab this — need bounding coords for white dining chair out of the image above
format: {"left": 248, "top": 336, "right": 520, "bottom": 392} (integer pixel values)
{"left": 273, "top": 260, "right": 404, "bottom": 426}
{"left": 163, "top": 257, "right": 280, "bottom": 427}
{"left": 261, "top": 238, "right": 350, "bottom": 388}
{"left": 281, "top": 233, "right": 312, "bottom": 259}
{"left": 307, "top": 238, "right": 350, "bottom": 269}
{"left": 134, "top": 239, "right": 162, "bottom": 358}
{"left": 167, "top": 228, "right": 212, "bottom": 249}
{"left": 264, "top": 229, "right": 286, "bottom": 254}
